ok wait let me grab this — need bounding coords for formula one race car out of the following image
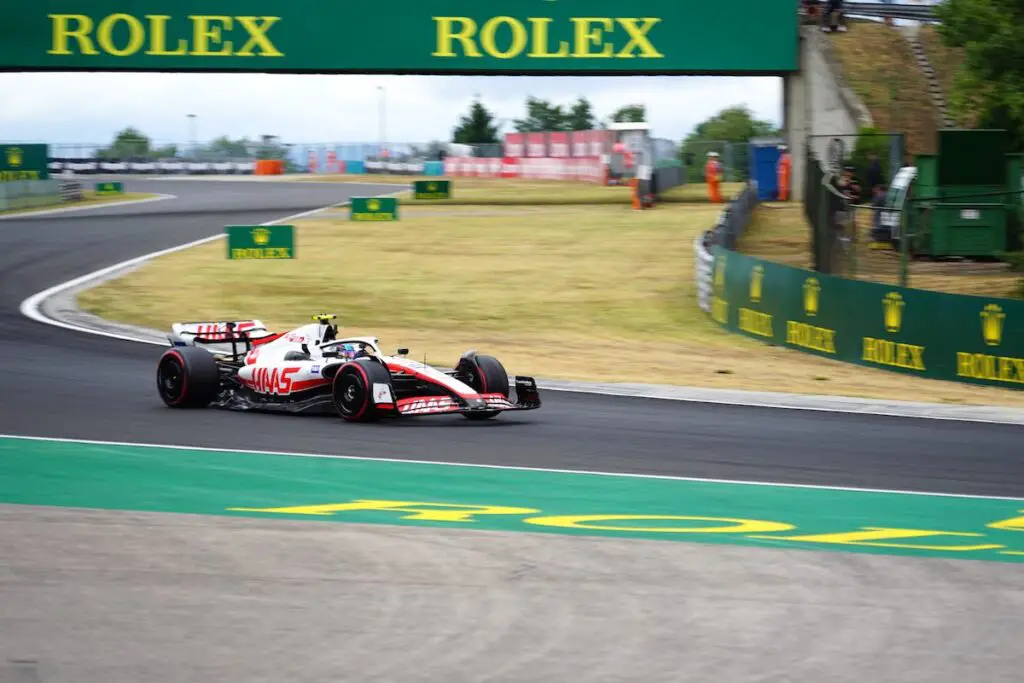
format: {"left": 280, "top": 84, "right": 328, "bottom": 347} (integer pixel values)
{"left": 155, "top": 314, "right": 541, "bottom": 422}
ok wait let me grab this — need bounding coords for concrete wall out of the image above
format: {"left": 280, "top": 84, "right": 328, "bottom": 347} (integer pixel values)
{"left": 805, "top": 27, "right": 874, "bottom": 164}
{"left": 785, "top": 26, "right": 874, "bottom": 196}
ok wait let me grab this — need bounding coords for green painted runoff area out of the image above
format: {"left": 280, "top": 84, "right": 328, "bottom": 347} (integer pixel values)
{"left": 1, "top": 436, "right": 1022, "bottom": 563}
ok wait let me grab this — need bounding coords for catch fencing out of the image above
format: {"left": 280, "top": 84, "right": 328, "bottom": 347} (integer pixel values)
{"left": 695, "top": 158, "right": 1024, "bottom": 391}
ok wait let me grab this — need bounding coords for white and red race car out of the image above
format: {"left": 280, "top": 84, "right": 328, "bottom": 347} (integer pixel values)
{"left": 155, "top": 314, "right": 541, "bottom": 422}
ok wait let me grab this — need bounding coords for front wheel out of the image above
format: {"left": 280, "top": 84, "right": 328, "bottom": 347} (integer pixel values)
{"left": 332, "top": 359, "right": 393, "bottom": 422}
{"left": 457, "top": 352, "right": 510, "bottom": 421}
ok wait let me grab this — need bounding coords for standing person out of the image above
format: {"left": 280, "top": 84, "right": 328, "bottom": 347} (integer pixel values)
{"left": 776, "top": 144, "right": 792, "bottom": 201}
{"left": 869, "top": 183, "right": 891, "bottom": 246}
{"left": 836, "top": 164, "right": 863, "bottom": 240}
{"left": 866, "top": 150, "right": 885, "bottom": 193}
{"left": 821, "top": 0, "right": 848, "bottom": 32}
{"left": 705, "top": 151, "right": 723, "bottom": 203}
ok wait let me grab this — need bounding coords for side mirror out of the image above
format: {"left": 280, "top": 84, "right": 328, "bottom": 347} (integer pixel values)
{"left": 397, "top": 347, "right": 409, "bottom": 356}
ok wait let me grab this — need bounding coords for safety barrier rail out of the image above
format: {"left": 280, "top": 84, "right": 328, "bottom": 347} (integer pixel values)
{"left": 695, "top": 185, "right": 1024, "bottom": 391}
{"left": 844, "top": 2, "right": 939, "bottom": 21}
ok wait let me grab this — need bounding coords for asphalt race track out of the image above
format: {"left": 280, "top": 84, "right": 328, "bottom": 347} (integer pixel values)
{"left": 1, "top": 178, "right": 1022, "bottom": 683}
{"left": 0, "top": 179, "right": 1021, "bottom": 496}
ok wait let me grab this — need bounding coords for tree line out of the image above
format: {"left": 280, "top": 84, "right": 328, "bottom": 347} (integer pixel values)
{"left": 935, "top": 0, "right": 1024, "bottom": 151}
{"left": 452, "top": 95, "right": 779, "bottom": 173}
{"left": 451, "top": 96, "right": 647, "bottom": 145}
{"left": 94, "top": 127, "right": 289, "bottom": 160}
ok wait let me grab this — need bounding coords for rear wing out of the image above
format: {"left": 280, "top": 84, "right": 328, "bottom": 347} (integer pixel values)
{"left": 168, "top": 320, "right": 277, "bottom": 359}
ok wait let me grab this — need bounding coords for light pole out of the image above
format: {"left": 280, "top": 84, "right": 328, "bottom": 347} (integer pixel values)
{"left": 187, "top": 114, "right": 197, "bottom": 158}
{"left": 377, "top": 86, "right": 387, "bottom": 157}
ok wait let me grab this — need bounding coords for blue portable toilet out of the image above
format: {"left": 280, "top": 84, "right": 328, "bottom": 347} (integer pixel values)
{"left": 749, "top": 137, "right": 785, "bottom": 201}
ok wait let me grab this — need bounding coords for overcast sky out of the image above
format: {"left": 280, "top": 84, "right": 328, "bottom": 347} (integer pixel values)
{"left": 0, "top": 72, "right": 781, "bottom": 147}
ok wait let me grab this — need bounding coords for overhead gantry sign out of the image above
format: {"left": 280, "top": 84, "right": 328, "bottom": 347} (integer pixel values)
{"left": 1, "top": 0, "right": 798, "bottom": 75}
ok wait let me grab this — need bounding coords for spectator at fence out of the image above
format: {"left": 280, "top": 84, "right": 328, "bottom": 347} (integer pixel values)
{"left": 869, "top": 183, "right": 891, "bottom": 245}
{"left": 705, "top": 151, "right": 723, "bottom": 203}
{"left": 835, "top": 164, "right": 863, "bottom": 238}
{"left": 777, "top": 145, "right": 792, "bottom": 201}
{"left": 801, "top": 0, "right": 821, "bottom": 22}
{"left": 866, "top": 151, "right": 885, "bottom": 191}
{"left": 821, "top": 0, "right": 848, "bottom": 32}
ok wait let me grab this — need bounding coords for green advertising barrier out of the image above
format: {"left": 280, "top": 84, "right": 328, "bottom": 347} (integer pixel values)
{"left": 1, "top": 1, "right": 798, "bottom": 74}
{"left": 709, "top": 246, "right": 1024, "bottom": 389}
{"left": 413, "top": 180, "right": 451, "bottom": 200}
{"left": 0, "top": 144, "right": 49, "bottom": 182}
{"left": 94, "top": 181, "right": 124, "bottom": 195}
{"left": 226, "top": 225, "right": 294, "bottom": 260}
{"left": 351, "top": 197, "right": 398, "bottom": 221}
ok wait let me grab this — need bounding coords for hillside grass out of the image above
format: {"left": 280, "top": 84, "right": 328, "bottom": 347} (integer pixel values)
{"left": 828, "top": 20, "right": 940, "bottom": 156}
{"left": 918, "top": 25, "right": 982, "bottom": 128}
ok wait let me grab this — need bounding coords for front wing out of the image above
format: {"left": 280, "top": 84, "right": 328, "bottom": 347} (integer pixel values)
{"left": 395, "top": 376, "right": 541, "bottom": 417}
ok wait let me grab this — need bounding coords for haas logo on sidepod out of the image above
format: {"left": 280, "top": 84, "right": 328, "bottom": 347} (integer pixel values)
{"left": 251, "top": 367, "right": 300, "bottom": 395}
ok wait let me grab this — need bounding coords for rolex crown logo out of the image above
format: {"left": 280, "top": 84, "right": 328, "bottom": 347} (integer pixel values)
{"left": 367, "top": 199, "right": 380, "bottom": 211}
{"left": 803, "top": 277, "right": 821, "bottom": 317}
{"left": 980, "top": 304, "right": 1006, "bottom": 347}
{"left": 6, "top": 147, "right": 23, "bottom": 168}
{"left": 427, "top": 182, "right": 436, "bottom": 191}
{"left": 749, "top": 265, "right": 764, "bottom": 303}
{"left": 251, "top": 227, "right": 271, "bottom": 246}
{"left": 882, "top": 292, "right": 904, "bottom": 333}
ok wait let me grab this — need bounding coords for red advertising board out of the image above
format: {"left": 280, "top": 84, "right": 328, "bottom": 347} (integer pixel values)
{"left": 443, "top": 156, "right": 604, "bottom": 183}
{"left": 571, "top": 131, "right": 588, "bottom": 158}
{"left": 503, "top": 133, "right": 524, "bottom": 158}
{"left": 548, "top": 132, "right": 570, "bottom": 158}
{"left": 526, "top": 133, "right": 547, "bottom": 158}
{"left": 586, "top": 130, "right": 611, "bottom": 157}
{"left": 307, "top": 149, "right": 318, "bottom": 173}
{"left": 325, "top": 149, "right": 337, "bottom": 173}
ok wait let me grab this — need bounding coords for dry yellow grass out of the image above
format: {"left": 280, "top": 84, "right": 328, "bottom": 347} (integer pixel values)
{"left": 829, "top": 21, "right": 940, "bottom": 156}
{"left": 918, "top": 25, "right": 982, "bottom": 128}
{"left": 0, "top": 191, "right": 157, "bottom": 216}
{"left": 300, "top": 174, "right": 741, "bottom": 205}
{"left": 79, "top": 199, "right": 1024, "bottom": 407}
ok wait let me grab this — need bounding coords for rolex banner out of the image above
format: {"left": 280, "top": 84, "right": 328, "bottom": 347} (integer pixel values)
{"left": 708, "top": 245, "right": 1024, "bottom": 389}
{"left": 226, "top": 225, "right": 295, "bottom": 260}
{"left": 1, "top": 144, "right": 49, "bottom": 182}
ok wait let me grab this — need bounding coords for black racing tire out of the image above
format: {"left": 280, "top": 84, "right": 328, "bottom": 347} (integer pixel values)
{"left": 332, "top": 359, "right": 393, "bottom": 422}
{"left": 457, "top": 353, "right": 510, "bottom": 421}
{"left": 156, "top": 347, "right": 220, "bottom": 408}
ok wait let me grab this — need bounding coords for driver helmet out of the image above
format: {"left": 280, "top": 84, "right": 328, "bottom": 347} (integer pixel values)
{"left": 337, "top": 343, "right": 360, "bottom": 360}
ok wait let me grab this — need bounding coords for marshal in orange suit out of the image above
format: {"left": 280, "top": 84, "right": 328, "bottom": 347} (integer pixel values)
{"left": 704, "top": 151, "right": 723, "bottom": 203}
{"left": 777, "top": 144, "right": 792, "bottom": 201}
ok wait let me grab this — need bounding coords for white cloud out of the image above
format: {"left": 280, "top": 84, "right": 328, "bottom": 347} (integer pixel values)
{"left": 0, "top": 72, "right": 781, "bottom": 147}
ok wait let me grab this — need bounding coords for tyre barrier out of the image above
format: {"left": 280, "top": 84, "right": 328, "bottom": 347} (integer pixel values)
{"left": 47, "top": 159, "right": 257, "bottom": 175}
{"left": 58, "top": 180, "right": 84, "bottom": 202}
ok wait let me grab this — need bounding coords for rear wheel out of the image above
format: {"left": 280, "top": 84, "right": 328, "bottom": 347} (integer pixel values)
{"left": 457, "top": 353, "right": 510, "bottom": 421}
{"left": 332, "top": 359, "right": 393, "bottom": 422}
{"left": 156, "top": 347, "right": 220, "bottom": 408}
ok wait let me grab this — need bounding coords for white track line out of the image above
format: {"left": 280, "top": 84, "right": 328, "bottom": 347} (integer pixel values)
{"left": 19, "top": 203, "right": 334, "bottom": 344}
{"left": 0, "top": 193, "right": 176, "bottom": 220}
{"left": 2, "top": 433, "right": 1021, "bottom": 502}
